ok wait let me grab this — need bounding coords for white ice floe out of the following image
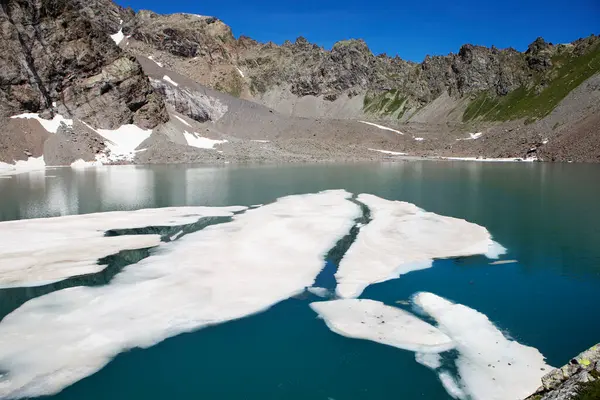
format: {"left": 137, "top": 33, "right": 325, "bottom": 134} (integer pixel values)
{"left": 11, "top": 113, "right": 73, "bottom": 134}
{"left": 173, "top": 115, "right": 191, "bottom": 127}
{"left": 184, "top": 131, "right": 228, "bottom": 149}
{"left": 368, "top": 148, "right": 406, "bottom": 156}
{"left": 307, "top": 286, "right": 331, "bottom": 298}
{"left": 414, "top": 137, "right": 425, "bottom": 141}
{"left": 0, "top": 206, "right": 243, "bottom": 289}
{"left": 485, "top": 241, "right": 507, "bottom": 259}
{"left": 414, "top": 292, "right": 552, "bottom": 400}
{"left": 0, "top": 191, "right": 359, "bottom": 398}
{"left": 457, "top": 132, "right": 483, "bottom": 141}
{"left": 542, "top": 139, "right": 549, "bottom": 145}
{"left": 163, "top": 75, "right": 179, "bottom": 86}
{"left": 416, "top": 352, "right": 442, "bottom": 369}
{"left": 148, "top": 55, "right": 164, "bottom": 68}
{"left": 91, "top": 124, "right": 153, "bottom": 162}
{"left": 310, "top": 299, "right": 455, "bottom": 353}
{"left": 0, "top": 156, "right": 47, "bottom": 177}
{"left": 110, "top": 29, "right": 124, "bottom": 45}
{"left": 70, "top": 159, "right": 103, "bottom": 169}
{"left": 439, "top": 371, "right": 467, "bottom": 399}
{"left": 335, "top": 194, "right": 498, "bottom": 298}
{"left": 359, "top": 121, "right": 404, "bottom": 135}
{"left": 236, "top": 67, "right": 245, "bottom": 78}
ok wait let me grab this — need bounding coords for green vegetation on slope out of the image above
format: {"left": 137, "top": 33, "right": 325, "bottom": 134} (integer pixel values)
{"left": 363, "top": 89, "right": 409, "bottom": 119}
{"left": 463, "top": 42, "right": 600, "bottom": 123}
{"left": 574, "top": 373, "right": 600, "bottom": 400}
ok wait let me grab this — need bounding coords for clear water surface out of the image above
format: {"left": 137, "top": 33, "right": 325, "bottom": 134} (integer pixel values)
{"left": 0, "top": 161, "right": 599, "bottom": 400}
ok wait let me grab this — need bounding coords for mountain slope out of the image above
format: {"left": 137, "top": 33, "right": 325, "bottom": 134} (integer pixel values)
{"left": 0, "top": 0, "right": 167, "bottom": 129}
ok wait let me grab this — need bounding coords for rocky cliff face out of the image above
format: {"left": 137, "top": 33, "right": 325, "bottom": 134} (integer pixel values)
{"left": 117, "top": 10, "right": 599, "bottom": 124}
{"left": 0, "top": 0, "right": 168, "bottom": 129}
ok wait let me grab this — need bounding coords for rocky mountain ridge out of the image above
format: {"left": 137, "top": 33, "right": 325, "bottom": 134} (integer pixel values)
{"left": 0, "top": 0, "right": 599, "bottom": 166}
{"left": 117, "top": 9, "right": 599, "bottom": 123}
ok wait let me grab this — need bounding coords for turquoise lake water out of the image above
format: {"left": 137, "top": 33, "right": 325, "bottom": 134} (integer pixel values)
{"left": 0, "top": 161, "right": 599, "bottom": 399}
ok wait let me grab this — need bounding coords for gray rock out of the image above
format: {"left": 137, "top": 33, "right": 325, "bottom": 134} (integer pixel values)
{"left": 0, "top": 0, "right": 168, "bottom": 129}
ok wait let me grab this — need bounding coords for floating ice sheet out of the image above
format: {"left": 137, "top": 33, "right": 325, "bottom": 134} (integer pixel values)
{"left": 310, "top": 299, "right": 455, "bottom": 353}
{"left": 335, "top": 194, "right": 498, "bottom": 298}
{"left": 0, "top": 206, "right": 244, "bottom": 288}
{"left": 0, "top": 191, "right": 359, "bottom": 398}
{"left": 414, "top": 292, "right": 552, "bottom": 400}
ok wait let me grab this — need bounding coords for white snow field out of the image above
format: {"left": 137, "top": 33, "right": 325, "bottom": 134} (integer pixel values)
{"left": 0, "top": 190, "right": 359, "bottom": 398}
{"left": 414, "top": 292, "right": 552, "bottom": 400}
{"left": 335, "top": 194, "right": 503, "bottom": 298}
{"left": 0, "top": 206, "right": 244, "bottom": 288}
{"left": 310, "top": 299, "right": 455, "bottom": 353}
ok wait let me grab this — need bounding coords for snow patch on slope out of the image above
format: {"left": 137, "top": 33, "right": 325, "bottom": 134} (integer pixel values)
{"left": 184, "top": 131, "right": 228, "bottom": 149}
{"left": 89, "top": 124, "right": 152, "bottom": 162}
{"left": 148, "top": 55, "right": 164, "bottom": 68}
{"left": 163, "top": 75, "right": 179, "bottom": 86}
{"left": 359, "top": 121, "right": 404, "bottom": 135}
{"left": 368, "top": 148, "right": 406, "bottom": 156}
{"left": 11, "top": 113, "right": 73, "bottom": 134}
{"left": 110, "top": 29, "right": 124, "bottom": 45}
{"left": 173, "top": 115, "right": 192, "bottom": 127}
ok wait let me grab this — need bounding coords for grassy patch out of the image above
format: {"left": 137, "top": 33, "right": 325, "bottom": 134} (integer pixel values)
{"left": 463, "top": 41, "right": 600, "bottom": 122}
{"left": 573, "top": 378, "right": 600, "bottom": 400}
{"left": 363, "top": 89, "right": 408, "bottom": 119}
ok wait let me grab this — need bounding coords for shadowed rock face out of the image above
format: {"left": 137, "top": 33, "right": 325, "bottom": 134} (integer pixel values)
{"left": 0, "top": 0, "right": 168, "bottom": 129}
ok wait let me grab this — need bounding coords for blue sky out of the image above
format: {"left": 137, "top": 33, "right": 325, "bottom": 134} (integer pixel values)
{"left": 116, "top": 0, "right": 599, "bottom": 62}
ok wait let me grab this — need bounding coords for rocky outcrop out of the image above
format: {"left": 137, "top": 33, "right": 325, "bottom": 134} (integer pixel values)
{"left": 0, "top": 0, "right": 168, "bottom": 129}
{"left": 150, "top": 79, "right": 227, "bottom": 123}
{"left": 42, "top": 120, "right": 106, "bottom": 165}
{"left": 118, "top": 9, "right": 599, "bottom": 126}
{"left": 526, "top": 343, "right": 600, "bottom": 400}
